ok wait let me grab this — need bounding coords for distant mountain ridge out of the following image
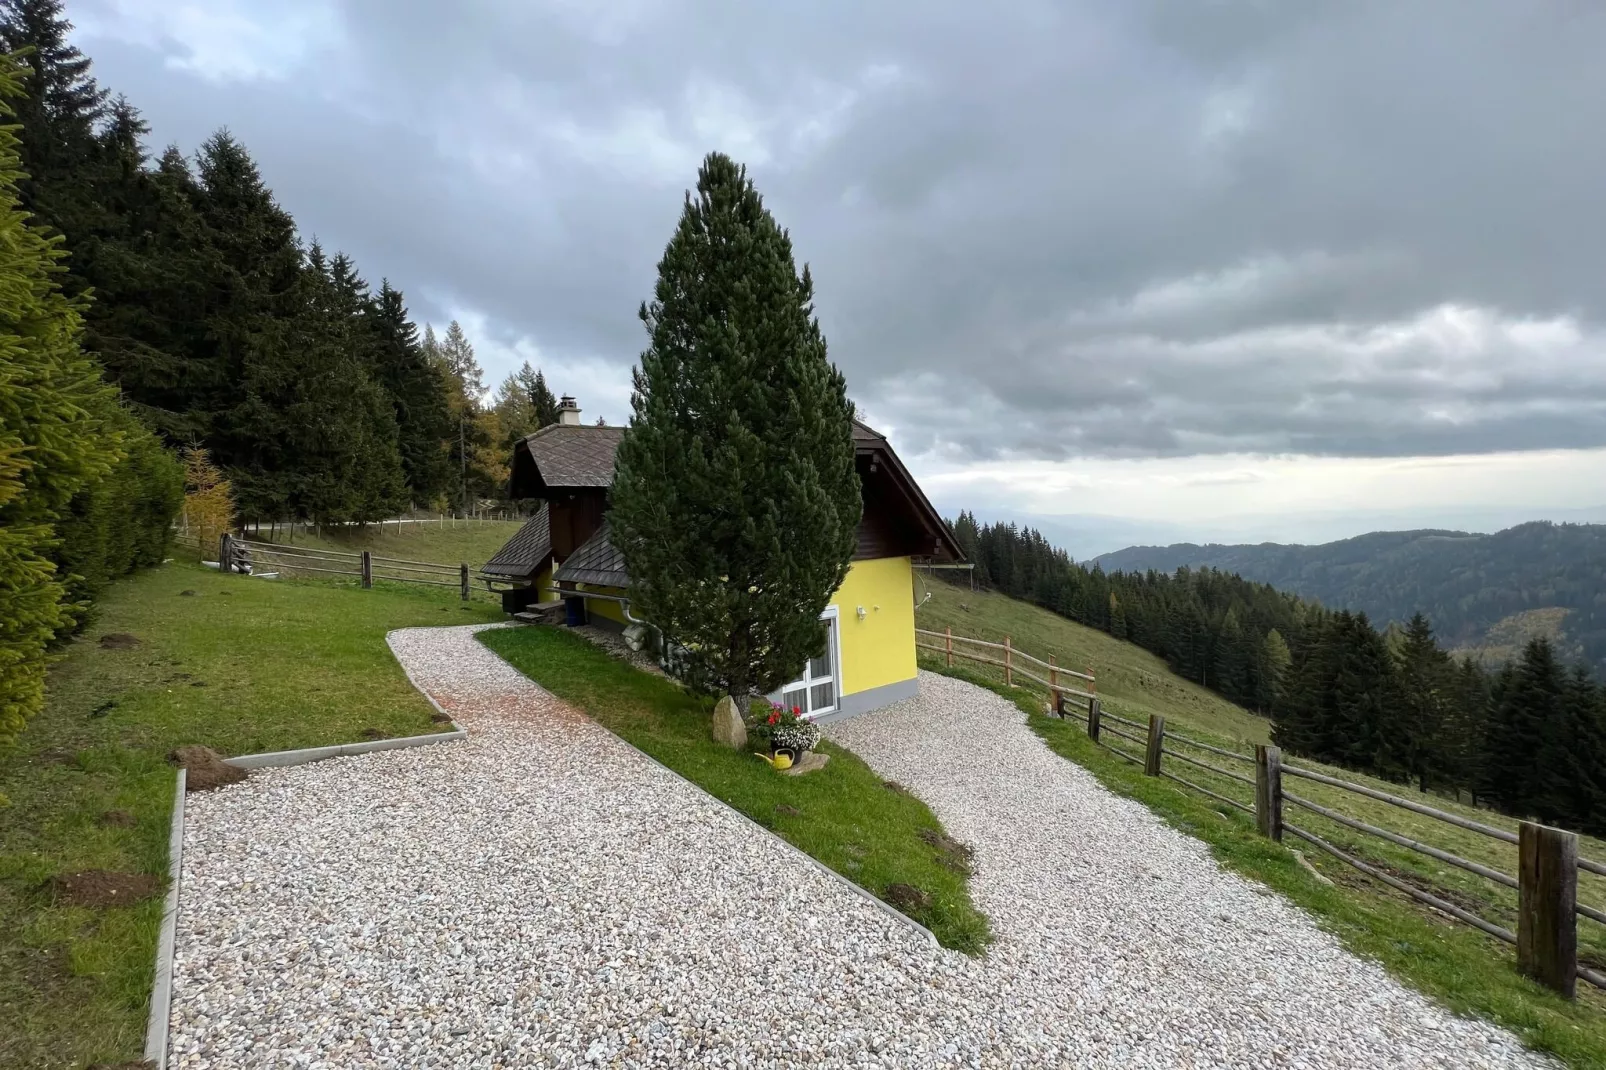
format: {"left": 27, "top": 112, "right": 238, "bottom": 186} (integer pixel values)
{"left": 1093, "top": 521, "right": 1606, "bottom": 674}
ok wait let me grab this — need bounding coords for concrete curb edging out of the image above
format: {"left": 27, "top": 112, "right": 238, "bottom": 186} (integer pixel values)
{"left": 223, "top": 727, "right": 466, "bottom": 769}
{"left": 144, "top": 768, "right": 185, "bottom": 1069}
{"left": 141, "top": 664, "right": 471, "bottom": 1067}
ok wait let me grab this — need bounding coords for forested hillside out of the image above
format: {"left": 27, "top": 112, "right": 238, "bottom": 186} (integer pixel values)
{"left": 952, "top": 513, "right": 1606, "bottom": 836}
{"left": 1093, "top": 521, "right": 1606, "bottom": 675}
{"left": 0, "top": 0, "right": 568, "bottom": 743}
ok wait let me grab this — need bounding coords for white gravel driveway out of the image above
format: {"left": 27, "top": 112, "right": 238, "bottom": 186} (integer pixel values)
{"left": 168, "top": 626, "right": 1554, "bottom": 1069}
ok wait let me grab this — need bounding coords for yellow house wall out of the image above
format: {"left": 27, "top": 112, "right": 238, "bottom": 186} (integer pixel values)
{"left": 828, "top": 556, "right": 916, "bottom": 697}
{"left": 577, "top": 582, "right": 629, "bottom": 625}
{"left": 530, "top": 561, "right": 554, "bottom": 599}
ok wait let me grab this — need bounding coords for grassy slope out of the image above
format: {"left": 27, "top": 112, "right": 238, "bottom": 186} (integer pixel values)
{"left": 918, "top": 582, "right": 1606, "bottom": 1066}
{"left": 479, "top": 625, "right": 992, "bottom": 954}
{"left": 0, "top": 562, "right": 501, "bottom": 1069}
{"left": 237, "top": 517, "right": 527, "bottom": 568}
{"left": 915, "top": 575, "right": 1271, "bottom": 742}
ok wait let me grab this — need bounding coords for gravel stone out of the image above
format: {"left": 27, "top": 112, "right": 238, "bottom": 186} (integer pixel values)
{"left": 168, "top": 628, "right": 1556, "bottom": 1068}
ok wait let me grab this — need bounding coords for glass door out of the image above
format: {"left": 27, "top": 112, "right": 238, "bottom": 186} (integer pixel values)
{"left": 779, "top": 611, "right": 839, "bottom": 718}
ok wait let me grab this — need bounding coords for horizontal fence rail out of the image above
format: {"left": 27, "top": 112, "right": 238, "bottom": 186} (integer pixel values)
{"left": 914, "top": 627, "right": 1099, "bottom": 706}
{"left": 1057, "top": 691, "right": 1606, "bottom": 999}
{"left": 205, "top": 534, "right": 483, "bottom": 602}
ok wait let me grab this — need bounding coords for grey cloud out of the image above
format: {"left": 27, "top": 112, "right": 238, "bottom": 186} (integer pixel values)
{"left": 75, "top": 0, "right": 1606, "bottom": 460}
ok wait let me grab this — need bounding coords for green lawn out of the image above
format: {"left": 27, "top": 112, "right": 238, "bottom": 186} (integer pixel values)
{"left": 478, "top": 625, "right": 992, "bottom": 954}
{"left": 229, "top": 516, "right": 527, "bottom": 569}
{"left": 915, "top": 576, "right": 1273, "bottom": 743}
{"left": 0, "top": 561, "right": 501, "bottom": 1069}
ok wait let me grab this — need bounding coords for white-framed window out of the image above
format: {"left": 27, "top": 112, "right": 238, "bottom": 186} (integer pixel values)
{"left": 776, "top": 606, "right": 841, "bottom": 719}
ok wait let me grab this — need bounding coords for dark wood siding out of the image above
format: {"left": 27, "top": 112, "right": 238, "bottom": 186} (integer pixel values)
{"left": 548, "top": 489, "right": 609, "bottom": 560}
{"left": 855, "top": 458, "right": 928, "bottom": 560}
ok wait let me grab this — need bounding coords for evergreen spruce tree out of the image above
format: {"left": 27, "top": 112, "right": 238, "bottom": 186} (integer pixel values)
{"left": 0, "top": 0, "right": 107, "bottom": 288}
{"left": 1480, "top": 638, "right": 1563, "bottom": 816}
{"left": 0, "top": 50, "right": 117, "bottom": 742}
{"left": 192, "top": 130, "right": 303, "bottom": 516}
{"left": 611, "top": 152, "right": 860, "bottom": 702}
{"left": 1394, "top": 612, "right": 1453, "bottom": 791}
{"left": 370, "top": 280, "right": 451, "bottom": 505}
{"left": 1259, "top": 628, "right": 1292, "bottom": 713}
{"left": 529, "top": 367, "right": 561, "bottom": 428}
{"left": 1107, "top": 591, "right": 1127, "bottom": 639}
{"left": 247, "top": 242, "right": 406, "bottom": 525}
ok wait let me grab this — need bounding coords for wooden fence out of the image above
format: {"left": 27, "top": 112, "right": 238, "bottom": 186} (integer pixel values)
{"left": 915, "top": 627, "right": 1097, "bottom": 706}
{"left": 202, "top": 533, "right": 482, "bottom": 601}
{"left": 1065, "top": 699, "right": 1606, "bottom": 998}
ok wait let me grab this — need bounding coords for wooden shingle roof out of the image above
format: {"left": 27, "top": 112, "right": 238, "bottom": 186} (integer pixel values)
{"left": 517, "top": 424, "right": 624, "bottom": 490}
{"left": 552, "top": 521, "right": 628, "bottom": 587}
{"left": 481, "top": 504, "right": 551, "bottom": 579}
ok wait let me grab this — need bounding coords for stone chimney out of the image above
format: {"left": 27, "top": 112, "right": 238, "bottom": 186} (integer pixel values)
{"left": 558, "top": 395, "right": 582, "bottom": 426}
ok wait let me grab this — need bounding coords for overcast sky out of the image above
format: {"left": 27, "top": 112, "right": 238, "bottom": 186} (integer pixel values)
{"left": 71, "top": 0, "right": 1606, "bottom": 556}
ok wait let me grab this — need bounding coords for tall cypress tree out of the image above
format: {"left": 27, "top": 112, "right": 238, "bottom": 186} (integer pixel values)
{"left": 611, "top": 152, "right": 860, "bottom": 701}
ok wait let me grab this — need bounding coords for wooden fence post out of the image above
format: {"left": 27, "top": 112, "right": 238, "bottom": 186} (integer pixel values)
{"left": 1049, "top": 654, "right": 1058, "bottom": 691}
{"left": 1144, "top": 714, "right": 1165, "bottom": 776}
{"left": 1087, "top": 697, "right": 1102, "bottom": 742}
{"left": 945, "top": 626, "right": 953, "bottom": 668}
{"left": 1519, "top": 821, "right": 1578, "bottom": 998}
{"left": 459, "top": 563, "right": 470, "bottom": 601}
{"left": 1004, "top": 635, "right": 1013, "bottom": 687}
{"left": 361, "top": 551, "right": 372, "bottom": 589}
{"left": 1255, "top": 744, "right": 1283, "bottom": 842}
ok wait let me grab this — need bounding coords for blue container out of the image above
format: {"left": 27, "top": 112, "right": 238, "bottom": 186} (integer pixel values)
{"left": 564, "top": 596, "right": 587, "bottom": 627}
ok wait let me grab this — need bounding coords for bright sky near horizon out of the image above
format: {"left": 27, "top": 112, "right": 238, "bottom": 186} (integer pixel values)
{"left": 71, "top": 0, "right": 1606, "bottom": 556}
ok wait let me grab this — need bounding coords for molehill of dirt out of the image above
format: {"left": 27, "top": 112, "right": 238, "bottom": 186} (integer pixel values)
{"left": 49, "top": 869, "right": 161, "bottom": 907}
{"left": 167, "top": 744, "right": 247, "bottom": 792}
{"left": 919, "top": 827, "right": 975, "bottom": 875}
{"left": 97, "top": 633, "right": 141, "bottom": 649}
{"left": 883, "top": 882, "right": 932, "bottom": 911}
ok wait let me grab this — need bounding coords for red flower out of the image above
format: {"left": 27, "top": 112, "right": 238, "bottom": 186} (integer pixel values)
{"left": 767, "top": 713, "right": 779, "bottom": 725}
{"left": 791, "top": 706, "right": 801, "bottom": 715}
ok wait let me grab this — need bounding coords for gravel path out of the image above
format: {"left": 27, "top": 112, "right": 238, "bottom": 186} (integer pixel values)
{"left": 825, "top": 671, "right": 1556, "bottom": 1070}
{"left": 168, "top": 627, "right": 1554, "bottom": 1068}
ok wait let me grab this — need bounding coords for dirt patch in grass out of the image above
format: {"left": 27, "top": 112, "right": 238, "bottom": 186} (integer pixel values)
{"left": 883, "top": 780, "right": 911, "bottom": 795}
{"left": 1331, "top": 848, "right": 1501, "bottom": 918}
{"left": 49, "top": 870, "right": 161, "bottom": 908}
{"left": 919, "top": 827, "right": 975, "bottom": 875}
{"left": 883, "top": 882, "right": 931, "bottom": 912}
{"left": 361, "top": 727, "right": 385, "bottom": 740}
{"left": 99, "top": 810, "right": 136, "bottom": 828}
{"left": 97, "top": 633, "right": 141, "bottom": 649}
{"left": 167, "top": 745, "right": 247, "bottom": 792}
{"left": 775, "top": 803, "right": 803, "bottom": 817}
